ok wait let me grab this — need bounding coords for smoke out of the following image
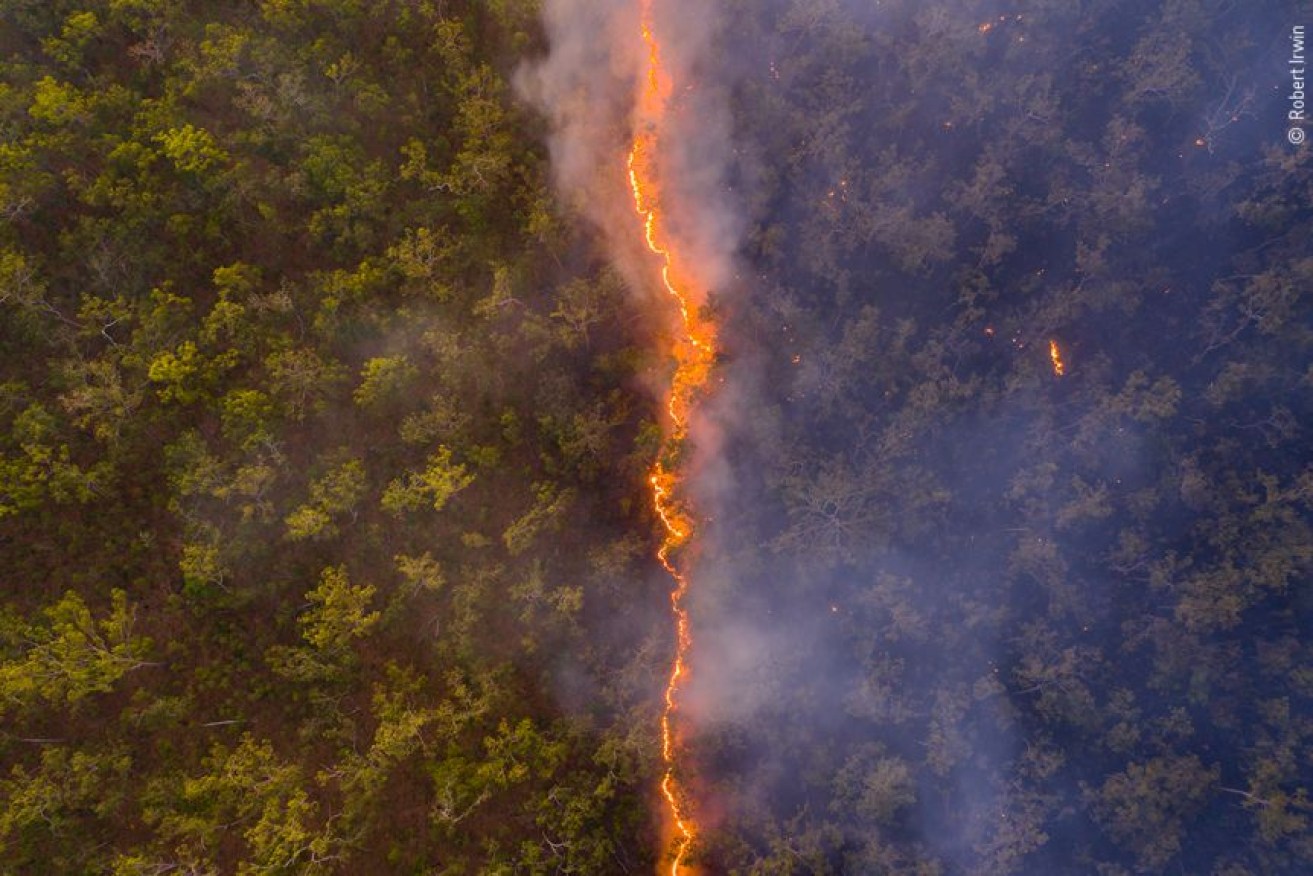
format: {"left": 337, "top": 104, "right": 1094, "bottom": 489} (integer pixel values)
{"left": 517, "top": 0, "right": 1311, "bottom": 872}
{"left": 515, "top": 0, "right": 743, "bottom": 314}
{"left": 514, "top": 1, "right": 632, "bottom": 236}
{"left": 520, "top": 0, "right": 1034, "bottom": 866}
{"left": 517, "top": 0, "right": 752, "bottom": 866}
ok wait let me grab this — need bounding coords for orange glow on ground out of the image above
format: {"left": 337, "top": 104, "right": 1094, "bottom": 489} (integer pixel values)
{"left": 1049, "top": 338, "right": 1066, "bottom": 376}
{"left": 627, "top": 1, "right": 716, "bottom": 873}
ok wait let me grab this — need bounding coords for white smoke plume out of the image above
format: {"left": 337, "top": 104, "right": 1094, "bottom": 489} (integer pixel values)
{"left": 518, "top": 1, "right": 751, "bottom": 867}
{"left": 515, "top": 0, "right": 742, "bottom": 314}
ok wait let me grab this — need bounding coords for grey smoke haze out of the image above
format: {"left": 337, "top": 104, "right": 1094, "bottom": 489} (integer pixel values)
{"left": 516, "top": 0, "right": 743, "bottom": 309}
{"left": 512, "top": 0, "right": 1047, "bottom": 864}
{"left": 518, "top": 0, "right": 790, "bottom": 857}
{"left": 524, "top": 0, "right": 1306, "bottom": 872}
{"left": 518, "top": 0, "right": 755, "bottom": 716}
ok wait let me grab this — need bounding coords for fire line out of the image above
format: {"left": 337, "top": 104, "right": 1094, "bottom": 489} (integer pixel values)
{"left": 626, "top": 1, "right": 716, "bottom": 872}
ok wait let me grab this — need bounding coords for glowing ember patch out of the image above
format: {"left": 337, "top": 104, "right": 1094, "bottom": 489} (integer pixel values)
{"left": 1049, "top": 339, "right": 1066, "bottom": 376}
{"left": 628, "top": 1, "right": 716, "bottom": 872}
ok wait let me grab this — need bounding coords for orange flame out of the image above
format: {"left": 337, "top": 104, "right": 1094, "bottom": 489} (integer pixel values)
{"left": 627, "top": 1, "right": 716, "bottom": 872}
{"left": 1049, "top": 338, "right": 1066, "bottom": 376}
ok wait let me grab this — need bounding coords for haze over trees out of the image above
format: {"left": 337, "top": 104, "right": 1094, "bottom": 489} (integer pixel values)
{"left": 686, "top": 1, "right": 1312, "bottom": 873}
{"left": 1, "top": 1, "right": 1310, "bottom": 875}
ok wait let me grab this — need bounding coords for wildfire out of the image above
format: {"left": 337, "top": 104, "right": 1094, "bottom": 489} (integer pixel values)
{"left": 1049, "top": 338, "right": 1066, "bottom": 376}
{"left": 627, "top": 1, "right": 716, "bottom": 872}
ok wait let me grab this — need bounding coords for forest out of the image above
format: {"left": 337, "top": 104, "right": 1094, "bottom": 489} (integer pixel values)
{"left": 1, "top": 0, "right": 1311, "bottom": 874}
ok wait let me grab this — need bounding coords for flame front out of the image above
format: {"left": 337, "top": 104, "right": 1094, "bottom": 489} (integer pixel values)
{"left": 1049, "top": 339, "right": 1066, "bottom": 377}
{"left": 627, "top": 1, "right": 716, "bottom": 872}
